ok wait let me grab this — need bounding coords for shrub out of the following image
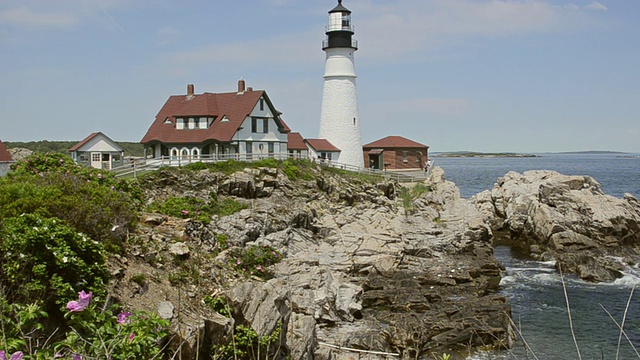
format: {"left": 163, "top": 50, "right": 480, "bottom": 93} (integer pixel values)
{"left": 0, "top": 172, "right": 138, "bottom": 252}
{"left": 0, "top": 214, "right": 108, "bottom": 314}
{"left": 184, "top": 161, "right": 208, "bottom": 171}
{"left": 213, "top": 322, "right": 282, "bottom": 360}
{"left": 56, "top": 291, "right": 170, "bottom": 360}
{"left": 228, "top": 245, "right": 282, "bottom": 280}
{"left": 203, "top": 295, "right": 231, "bottom": 317}
{"left": 146, "top": 195, "right": 248, "bottom": 223}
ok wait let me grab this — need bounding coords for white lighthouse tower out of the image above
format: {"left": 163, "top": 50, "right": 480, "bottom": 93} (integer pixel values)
{"left": 318, "top": 0, "right": 364, "bottom": 169}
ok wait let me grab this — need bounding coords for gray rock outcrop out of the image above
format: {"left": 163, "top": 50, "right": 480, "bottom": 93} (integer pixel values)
{"left": 474, "top": 170, "right": 640, "bottom": 282}
{"left": 114, "top": 165, "right": 513, "bottom": 359}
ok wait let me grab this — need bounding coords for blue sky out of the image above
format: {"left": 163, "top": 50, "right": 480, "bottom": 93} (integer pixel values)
{"left": 1, "top": 0, "right": 638, "bottom": 153}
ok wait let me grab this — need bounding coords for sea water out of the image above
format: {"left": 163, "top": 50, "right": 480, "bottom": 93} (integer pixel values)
{"left": 433, "top": 153, "right": 640, "bottom": 359}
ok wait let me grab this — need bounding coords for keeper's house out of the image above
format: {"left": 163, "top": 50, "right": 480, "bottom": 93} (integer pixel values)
{"left": 141, "top": 80, "right": 290, "bottom": 160}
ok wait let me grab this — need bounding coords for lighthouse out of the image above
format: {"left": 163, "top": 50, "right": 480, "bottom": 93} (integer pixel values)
{"left": 318, "top": 0, "right": 364, "bottom": 169}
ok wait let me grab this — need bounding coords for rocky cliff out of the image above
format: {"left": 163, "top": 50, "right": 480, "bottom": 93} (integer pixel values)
{"left": 474, "top": 170, "right": 640, "bottom": 282}
{"left": 108, "top": 165, "right": 513, "bottom": 359}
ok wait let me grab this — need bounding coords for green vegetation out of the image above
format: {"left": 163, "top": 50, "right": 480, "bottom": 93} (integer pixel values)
{"left": 213, "top": 322, "right": 282, "bottom": 360}
{"left": 228, "top": 245, "right": 282, "bottom": 280}
{"left": 204, "top": 295, "right": 231, "bottom": 317}
{"left": 399, "top": 183, "right": 431, "bottom": 215}
{"left": 146, "top": 193, "right": 248, "bottom": 224}
{"left": 4, "top": 140, "right": 145, "bottom": 157}
{"left": 0, "top": 214, "right": 108, "bottom": 311}
{"left": 1, "top": 152, "right": 142, "bottom": 252}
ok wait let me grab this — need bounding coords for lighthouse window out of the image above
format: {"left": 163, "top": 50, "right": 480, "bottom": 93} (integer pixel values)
{"left": 353, "top": 117, "right": 356, "bottom": 125}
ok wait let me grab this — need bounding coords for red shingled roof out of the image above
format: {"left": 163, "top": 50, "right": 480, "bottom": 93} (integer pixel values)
{"left": 0, "top": 140, "right": 14, "bottom": 162}
{"left": 69, "top": 132, "right": 100, "bottom": 151}
{"left": 363, "top": 135, "right": 429, "bottom": 149}
{"left": 141, "top": 88, "right": 288, "bottom": 144}
{"left": 305, "top": 139, "right": 340, "bottom": 152}
{"left": 287, "top": 132, "right": 307, "bottom": 150}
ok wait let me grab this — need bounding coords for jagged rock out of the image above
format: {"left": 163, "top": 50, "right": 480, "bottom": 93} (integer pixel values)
{"left": 286, "top": 313, "right": 316, "bottom": 360}
{"left": 113, "top": 164, "right": 512, "bottom": 359}
{"left": 474, "top": 170, "right": 640, "bottom": 282}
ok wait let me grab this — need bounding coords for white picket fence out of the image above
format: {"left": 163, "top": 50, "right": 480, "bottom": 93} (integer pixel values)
{"left": 111, "top": 153, "right": 427, "bottom": 183}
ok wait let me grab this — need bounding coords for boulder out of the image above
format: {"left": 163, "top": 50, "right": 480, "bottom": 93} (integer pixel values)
{"left": 474, "top": 170, "right": 640, "bottom": 282}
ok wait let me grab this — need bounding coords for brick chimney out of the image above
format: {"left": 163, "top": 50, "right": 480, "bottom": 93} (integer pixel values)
{"left": 186, "top": 84, "right": 195, "bottom": 100}
{"left": 237, "top": 79, "right": 245, "bottom": 94}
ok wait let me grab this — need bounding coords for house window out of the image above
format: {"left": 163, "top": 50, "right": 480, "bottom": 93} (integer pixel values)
{"left": 260, "top": 99, "right": 264, "bottom": 111}
{"left": 92, "top": 153, "right": 101, "bottom": 162}
{"left": 402, "top": 151, "right": 408, "bottom": 163}
{"left": 251, "top": 118, "right": 258, "bottom": 133}
{"left": 263, "top": 119, "right": 268, "bottom": 133}
{"left": 268, "top": 142, "right": 274, "bottom": 155}
{"left": 188, "top": 118, "right": 195, "bottom": 129}
{"left": 176, "top": 118, "right": 184, "bottom": 130}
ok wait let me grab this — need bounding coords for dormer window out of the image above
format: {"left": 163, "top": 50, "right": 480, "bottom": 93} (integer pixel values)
{"left": 176, "top": 118, "right": 185, "bottom": 130}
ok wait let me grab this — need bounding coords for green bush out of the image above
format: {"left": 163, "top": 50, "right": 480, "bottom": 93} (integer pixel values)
{"left": 213, "top": 322, "right": 282, "bottom": 360}
{"left": 228, "top": 245, "right": 282, "bottom": 280}
{"left": 203, "top": 295, "right": 231, "bottom": 317}
{"left": 0, "top": 172, "right": 139, "bottom": 252}
{"left": 146, "top": 195, "right": 247, "bottom": 223}
{"left": 0, "top": 214, "right": 108, "bottom": 312}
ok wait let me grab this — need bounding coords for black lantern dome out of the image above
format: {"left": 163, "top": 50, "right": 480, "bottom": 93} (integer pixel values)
{"left": 323, "top": 0, "right": 358, "bottom": 50}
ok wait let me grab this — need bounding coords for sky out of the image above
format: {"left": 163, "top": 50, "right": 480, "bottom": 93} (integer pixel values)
{"left": 1, "top": 0, "right": 639, "bottom": 153}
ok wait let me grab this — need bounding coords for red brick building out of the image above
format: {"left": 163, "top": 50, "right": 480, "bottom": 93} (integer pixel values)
{"left": 362, "top": 136, "right": 429, "bottom": 170}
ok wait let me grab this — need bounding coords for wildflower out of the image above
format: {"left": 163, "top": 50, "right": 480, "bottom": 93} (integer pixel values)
{"left": 62, "top": 256, "right": 68, "bottom": 263}
{"left": 66, "top": 290, "right": 92, "bottom": 312}
{"left": 117, "top": 312, "right": 132, "bottom": 325}
{"left": 72, "top": 354, "right": 82, "bottom": 360}
{"left": 0, "top": 351, "right": 24, "bottom": 360}
{"left": 128, "top": 333, "right": 135, "bottom": 342}
{"left": 97, "top": 173, "right": 102, "bottom": 179}
{"left": 181, "top": 210, "right": 189, "bottom": 216}
{"left": 257, "top": 265, "right": 263, "bottom": 272}
{"left": 236, "top": 260, "right": 242, "bottom": 265}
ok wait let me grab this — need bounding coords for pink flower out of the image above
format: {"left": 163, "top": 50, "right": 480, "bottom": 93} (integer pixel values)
{"left": 256, "top": 265, "right": 263, "bottom": 272}
{"left": 0, "top": 351, "right": 24, "bottom": 360}
{"left": 97, "top": 173, "right": 102, "bottom": 179}
{"left": 66, "top": 290, "right": 92, "bottom": 312}
{"left": 236, "top": 260, "right": 242, "bottom": 265}
{"left": 117, "top": 312, "right": 132, "bottom": 324}
{"left": 181, "top": 210, "right": 189, "bottom": 216}
{"left": 72, "top": 354, "right": 82, "bottom": 360}
{"left": 128, "top": 333, "right": 135, "bottom": 342}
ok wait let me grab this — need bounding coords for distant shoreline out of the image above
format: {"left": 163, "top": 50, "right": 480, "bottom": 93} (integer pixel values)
{"left": 433, "top": 152, "right": 540, "bottom": 158}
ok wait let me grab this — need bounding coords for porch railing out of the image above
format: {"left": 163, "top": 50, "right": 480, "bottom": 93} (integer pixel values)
{"left": 111, "top": 153, "right": 426, "bottom": 183}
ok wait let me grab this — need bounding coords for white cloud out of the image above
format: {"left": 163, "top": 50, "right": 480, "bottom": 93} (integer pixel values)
{"left": 586, "top": 1, "right": 608, "bottom": 11}
{"left": 0, "top": 7, "right": 76, "bottom": 27}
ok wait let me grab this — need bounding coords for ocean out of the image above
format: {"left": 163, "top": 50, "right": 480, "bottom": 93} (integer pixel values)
{"left": 433, "top": 153, "right": 640, "bottom": 360}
